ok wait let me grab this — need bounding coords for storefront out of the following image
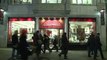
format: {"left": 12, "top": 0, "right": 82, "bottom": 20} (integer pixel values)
{"left": 39, "top": 17, "right": 64, "bottom": 47}
{"left": 68, "top": 18, "right": 96, "bottom": 49}
{"left": 8, "top": 17, "right": 35, "bottom": 45}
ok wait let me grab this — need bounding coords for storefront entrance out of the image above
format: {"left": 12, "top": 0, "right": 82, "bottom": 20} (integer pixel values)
{"left": 8, "top": 17, "right": 35, "bottom": 46}
{"left": 39, "top": 17, "right": 64, "bottom": 48}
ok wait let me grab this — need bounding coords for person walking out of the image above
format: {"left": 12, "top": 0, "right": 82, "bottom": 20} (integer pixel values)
{"left": 93, "top": 33, "right": 104, "bottom": 60}
{"left": 19, "top": 29, "right": 29, "bottom": 60}
{"left": 51, "top": 35, "right": 58, "bottom": 52}
{"left": 58, "top": 32, "right": 69, "bottom": 59}
{"left": 11, "top": 30, "right": 19, "bottom": 59}
{"left": 43, "top": 34, "right": 51, "bottom": 53}
{"left": 32, "top": 30, "right": 43, "bottom": 58}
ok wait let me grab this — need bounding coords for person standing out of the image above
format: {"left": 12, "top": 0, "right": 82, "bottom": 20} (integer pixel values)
{"left": 58, "top": 32, "right": 69, "bottom": 59}
{"left": 93, "top": 33, "right": 104, "bottom": 60}
{"left": 11, "top": 30, "right": 19, "bottom": 59}
{"left": 87, "top": 32, "right": 95, "bottom": 57}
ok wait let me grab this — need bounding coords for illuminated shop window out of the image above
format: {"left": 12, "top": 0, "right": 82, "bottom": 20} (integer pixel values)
{"left": 8, "top": 17, "right": 35, "bottom": 42}
{"left": 11, "top": 0, "right": 32, "bottom": 4}
{"left": 72, "top": 0, "right": 92, "bottom": 4}
{"left": 42, "top": 0, "right": 62, "bottom": 3}
{"left": 68, "top": 18, "right": 96, "bottom": 43}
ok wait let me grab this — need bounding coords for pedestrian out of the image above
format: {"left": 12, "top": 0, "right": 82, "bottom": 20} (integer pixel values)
{"left": 51, "top": 35, "right": 58, "bottom": 52}
{"left": 11, "top": 30, "right": 19, "bottom": 59}
{"left": 32, "top": 30, "right": 43, "bottom": 58}
{"left": 19, "top": 29, "right": 29, "bottom": 60}
{"left": 43, "top": 34, "right": 51, "bottom": 53}
{"left": 87, "top": 32, "right": 95, "bottom": 57}
{"left": 93, "top": 33, "right": 105, "bottom": 60}
{"left": 58, "top": 32, "right": 69, "bottom": 59}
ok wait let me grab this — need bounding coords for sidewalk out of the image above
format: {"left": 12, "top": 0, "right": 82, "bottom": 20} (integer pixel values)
{"left": 0, "top": 48, "right": 107, "bottom": 60}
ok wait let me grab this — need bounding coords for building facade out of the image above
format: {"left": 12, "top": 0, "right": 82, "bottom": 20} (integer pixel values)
{"left": 0, "top": 0, "right": 106, "bottom": 50}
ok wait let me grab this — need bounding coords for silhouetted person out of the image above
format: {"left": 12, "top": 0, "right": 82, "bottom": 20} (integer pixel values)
{"left": 58, "top": 32, "right": 69, "bottom": 59}
{"left": 94, "top": 33, "right": 104, "bottom": 60}
{"left": 12, "top": 30, "right": 19, "bottom": 59}
{"left": 33, "top": 30, "right": 43, "bottom": 58}
{"left": 87, "top": 32, "right": 95, "bottom": 57}
{"left": 43, "top": 34, "right": 51, "bottom": 53}
{"left": 51, "top": 35, "right": 58, "bottom": 52}
{"left": 19, "top": 29, "right": 29, "bottom": 60}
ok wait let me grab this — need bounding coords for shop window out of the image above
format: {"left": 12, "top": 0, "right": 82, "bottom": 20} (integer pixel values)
{"left": 72, "top": 0, "right": 92, "bottom": 4}
{"left": 8, "top": 17, "right": 35, "bottom": 43}
{"left": 11, "top": 0, "right": 32, "bottom": 4}
{"left": 42, "top": 0, "right": 62, "bottom": 3}
{"left": 68, "top": 18, "right": 96, "bottom": 43}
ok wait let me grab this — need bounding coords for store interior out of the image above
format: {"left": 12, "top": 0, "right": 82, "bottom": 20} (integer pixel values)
{"left": 8, "top": 21, "right": 35, "bottom": 42}
{"left": 69, "top": 21, "right": 95, "bottom": 43}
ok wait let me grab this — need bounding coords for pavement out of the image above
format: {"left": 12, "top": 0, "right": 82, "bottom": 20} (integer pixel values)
{"left": 0, "top": 48, "right": 107, "bottom": 60}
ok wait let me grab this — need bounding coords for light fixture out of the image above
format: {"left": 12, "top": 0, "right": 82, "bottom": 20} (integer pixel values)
{"left": 100, "top": 9, "right": 105, "bottom": 13}
{"left": 0, "top": 9, "right": 4, "bottom": 12}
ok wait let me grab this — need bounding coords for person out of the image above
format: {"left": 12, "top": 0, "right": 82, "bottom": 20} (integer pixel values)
{"left": 19, "top": 29, "right": 29, "bottom": 60}
{"left": 11, "top": 30, "right": 19, "bottom": 59}
{"left": 87, "top": 32, "right": 95, "bottom": 57}
{"left": 51, "top": 35, "right": 58, "bottom": 52}
{"left": 93, "top": 33, "right": 104, "bottom": 60}
{"left": 32, "top": 30, "right": 43, "bottom": 58}
{"left": 43, "top": 34, "right": 51, "bottom": 53}
{"left": 58, "top": 32, "right": 69, "bottom": 59}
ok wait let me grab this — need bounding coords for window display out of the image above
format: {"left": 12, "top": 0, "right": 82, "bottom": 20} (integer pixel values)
{"left": 69, "top": 18, "right": 96, "bottom": 43}
{"left": 8, "top": 17, "right": 35, "bottom": 42}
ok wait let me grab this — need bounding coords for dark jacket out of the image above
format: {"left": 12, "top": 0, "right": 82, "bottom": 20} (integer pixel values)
{"left": 12, "top": 34, "right": 18, "bottom": 46}
{"left": 87, "top": 34, "right": 95, "bottom": 48}
{"left": 19, "top": 34, "right": 29, "bottom": 55}
{"left": 94, "top": 35, "right": 102, "bottom": 48}
{"left": 61, "top": 33, "right": 69, "bottom": 50}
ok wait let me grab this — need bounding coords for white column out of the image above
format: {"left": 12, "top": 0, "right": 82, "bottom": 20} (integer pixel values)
{"left": 35, "top": 17, "right": 39, "bottom": 31}
{"left": 0, "top": 11, "right": 8, "bottom": 47}
{"left": 64, "top": 17, "right": 68, "bottom": 36}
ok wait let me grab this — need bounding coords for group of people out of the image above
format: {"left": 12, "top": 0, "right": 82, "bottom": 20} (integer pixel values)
{"left": 87, "top": 32, "right": 105, "bottom": 60}
{"left": 12, "top": 29, "right": 30, "bottom": 60}
{"left": 12, "top": 30, "right": 105, "bottom": 60}
{"left": 32, "top": 31, "right": 69, "bottom": 59}
{"left": 11, "top": 30, "right": 69, "bottom": 60}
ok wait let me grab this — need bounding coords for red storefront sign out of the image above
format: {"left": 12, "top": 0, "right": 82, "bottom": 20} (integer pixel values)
{"left": 40, "top": 20, "right": 64, "bottom": 29}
